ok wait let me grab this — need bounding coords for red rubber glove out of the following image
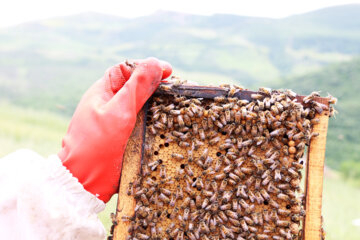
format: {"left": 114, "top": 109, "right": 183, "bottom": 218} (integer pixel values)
{"left": 58, "top": 57, "right": 172, "bottom": 203}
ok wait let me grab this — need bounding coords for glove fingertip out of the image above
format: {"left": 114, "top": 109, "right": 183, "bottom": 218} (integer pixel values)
{"left": 120, "top": 63, "right": 133, "bottom": 81}
{"left": 160, "top": 61, "right": 172, "bottom": 80}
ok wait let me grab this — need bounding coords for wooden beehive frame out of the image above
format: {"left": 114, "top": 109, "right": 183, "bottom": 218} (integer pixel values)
{"left": 113, "top": 85, "right": 330, "bottom": 240}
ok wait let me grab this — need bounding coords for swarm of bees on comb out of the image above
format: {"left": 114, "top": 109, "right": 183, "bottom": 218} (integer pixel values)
{"left": 109, "top": 82, "right": 336, "bottom": 240}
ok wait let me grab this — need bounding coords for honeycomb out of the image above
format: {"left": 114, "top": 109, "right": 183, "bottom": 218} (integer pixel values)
{"left": 114, "top": 85, "right": 335, "bottom": 240}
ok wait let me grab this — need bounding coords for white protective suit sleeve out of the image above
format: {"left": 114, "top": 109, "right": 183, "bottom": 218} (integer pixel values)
{"left": 0, "top": 149, "right": 107, "bottom": 240}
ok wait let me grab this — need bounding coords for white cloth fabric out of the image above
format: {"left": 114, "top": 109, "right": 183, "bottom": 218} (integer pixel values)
{"left": 0, "top": 149, "right": 106, "bottom": 240}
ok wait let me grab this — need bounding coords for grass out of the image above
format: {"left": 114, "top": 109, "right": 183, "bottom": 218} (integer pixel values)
{"left": 0, "top": 101, "right": 69, "bottom": 157}
{"left": 1, "top": 102, "right": 359, "bottom": 239}
{"left": 322, "top": 175, "right": 360, "bottom": 239}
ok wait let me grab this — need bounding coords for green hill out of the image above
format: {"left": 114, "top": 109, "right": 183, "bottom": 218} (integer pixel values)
{"left": 0, "top": 5, "right": 359, "bottom": 115}
{"left": 0, "top": 101, "right": 68, "bottom": 157}
{"left": 279, "top": 58, "right": 360, "bottom": 169}
{"left": 0, "top": 5, "right": 359, "bottom": 169}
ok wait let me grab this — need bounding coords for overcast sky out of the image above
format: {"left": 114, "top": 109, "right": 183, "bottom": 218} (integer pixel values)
{"left": 1, "top": 0, "right": 359, "bottom": 28}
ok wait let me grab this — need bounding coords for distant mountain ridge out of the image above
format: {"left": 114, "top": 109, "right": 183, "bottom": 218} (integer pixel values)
{"left": 0, "top": 4, "right": 359, "bottom": 115}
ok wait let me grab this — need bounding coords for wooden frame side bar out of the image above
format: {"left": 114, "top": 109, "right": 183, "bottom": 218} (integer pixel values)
{"left": 113, "top": 107, "right": 147, "bottom": 240}
{"left": 303, "top": 113, "right": 329, "bottom": 240}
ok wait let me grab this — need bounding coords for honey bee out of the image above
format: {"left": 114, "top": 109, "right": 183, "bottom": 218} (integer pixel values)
{"left": 255, "top": 234, "right": 269, "bottom": 240}
{"left": 149, "top": 193, "right": 158, "bottom": 205}
{"left": 228, "top": 218, "right": 241, "bottom": 228}
{"left": 220, "top": 203, "right": 231, "bottom": 211}
{"left": 214, "top": 96, "right": 226, "bottom": 103}
{"left": 136, "top": 232, "right": 151, "bottom": 240}
{"left": 170, "top": 109, "right": 181, "bottom": 115}
{"left": 292, "top": 161, "right": 303, "bottom": 169}
{"left": 240, "top": 219, "right": 249, "bottom": 232}
{"left": 194, "top": 177, "right": 204, "bottom": 190}
{"left": 176, "top": 167, "right": 185, "bottom": 181}
{"left": 291, "top": 214, "right": 302, "bottom": 223}
{"left": 223, "top": 164, "right": 234, "bottom": 174}
{"left": 246, "top": 189, "right": 255, "bottom": 203}
{"left": 175, "top": 185, "right": 183, "bottom": 199}
{"left": 127, "top": 182, "right": 134, "bottom": 196}
{"left": 177, "top": 115, "right": 185, "bottom": 127}
{"left": 209, "top": 136, "right": 221, "bottom": 145}
{"left": 214, "top": 173, "right": 226, "bottom": 180}
{"left": 238, "top": 199, "right": 249, "bottom": 210}
{"left": 313, "top": 101, "right": 328, "bottom": 114}
{"left": 254, "top": 191, "right": 264, "bottom": 204}
{"left": 199, "top": 220, "right": 210, "bottom": 234}
{"left": 207, "top": 118, "right": 214, "bottom": 130}
{"left": 159, "top": 193, "right": 170, "bottom": 204}
{"left": 169, "top": 227, "right": 180, "bottom": 238}
{"left": 276, "top": 220, "right": 290, "bottom": 227}
{"left": 159, "top": 165, "right": 167, "bottom": 179}
{"left": 236, "top": 185, "right": 247, "bottom": 199}
{"left": 146, "top": 186, "right": 156, "bottom": 198}
{"left": 218, "top": 210, "right": 229, "bottom": 222}
{"left": 227, "top": 86, "right": 240, "bottom": 97}
{"left": 214, "top": 120, "right": 224, "bottom": 129}
{"left": 218, "top": 179, "right": 228, "bottom": 193}
{"left": 277, "top": 183, "right": 290, "bottom": 190}
{"left": 183, "top": 164, "right": 194, "bottom": 177}
{"left": 278, "top": 208, "right": 291, "bottom": 216}
{"left": 303, "top": 91, "right": 320, "bottom": 104}
{"left": 274, "top": 169, "right": 282, "bottom": 181}
{"left": 202, "top": 167, "right": 215, "bottom": 176}
{"left": 260, "top": 189, "right": 270, "bottom": 201}
{"left": 141, "top": 193, "right": 149, "bottom": 206}
{"left": 214, "top": 159, "right": 222, "bottom": 172}
{"left": 290, "top": 178, "right": 301, "bottom": 188}
{"left": 326, "top": 93, "right": 337, "bottom": 104}
{"left": 251, "top": 93, "right": 264, "bottom": 100}
{"left": 212, "top": 105, "right": 224, "bottom": 112}
{"left": 183, "top": 114, "right": 191, "bottom": 126}
{"left": 241, "top": 139, "right": 253, "bottom": 148}
{"left": 199, "top": 128, "right": 206, "bottom": 140}
{"left": 229, "top": 172, "right": 240, "bottom": 182}
{"left": 149, "top": 125, "right": 157, "bottom": 135}
{"left": 220, "top": 225, "right": 235, "bottom": 238}
{"left": 195, "top": 159, "right": 205, "bottom": 169}
{"left": 172, "top": 153, "right": 184, "bottom": 160}
{"left": 260, "top": 211, "right": 271, "bottom": 224}
{"left": 288, "top": 167, "right": 299, "bottom": 178}
{"left": 203, "top": 156, "right": 214, "bottom": 169}
{"left": 160, "top": 188, "right": 172, "bottom": 197}
{"left": 242, "top": 167, "right": 254, "bottom": 175}
{"left": 218, "top": 114, "right": 226, "bottom": 126}
{"left": 148, "top": 160, "right": 161, "bottom": 171}
{"left": 269, "top": 199, "right": 279, "bottom": 209}
{"left": 259, "top": 87, "right": 271, "bottom": 96}
{"left": 194, "top": 139, "right": 204, "bottom": 149}
{"left": 262, "top": 175, "right": 272, "bottom": 186}
{"left": 158, "top": 113, "right": 168, "bottom": 126}
{"left": 270, "top": 128, "right": 286, "bottom": 137}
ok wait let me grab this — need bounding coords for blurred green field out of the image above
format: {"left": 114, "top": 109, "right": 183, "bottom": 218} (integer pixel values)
{"left": 0, "top": 101, "right": 68, "bottom": 157}
{"left": 1, "top": 101, "right": 359, "bottom": 239}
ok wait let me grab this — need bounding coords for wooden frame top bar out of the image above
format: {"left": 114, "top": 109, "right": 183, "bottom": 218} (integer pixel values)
{"left": 155, "top": 84, "right": 330, "bottom": 107}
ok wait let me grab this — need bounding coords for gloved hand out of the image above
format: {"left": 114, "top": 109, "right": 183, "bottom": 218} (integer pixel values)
{"left": 58, "top": 57, "right": 172, "bottom": 203}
